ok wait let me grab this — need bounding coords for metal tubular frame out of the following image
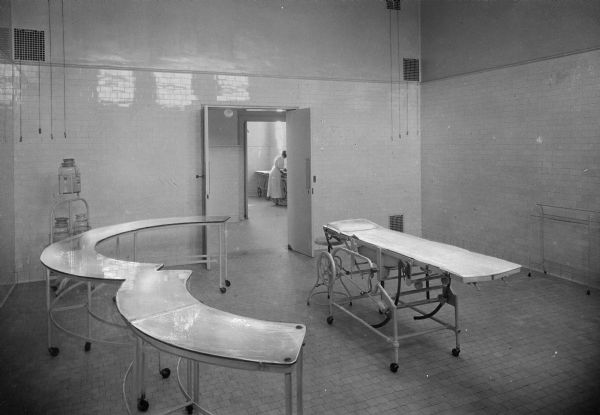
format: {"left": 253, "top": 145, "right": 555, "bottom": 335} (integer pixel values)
{"left": 46, "top": 220, "right": 231, "bottom": 355}
{"left": 122, "top": 332, "right": 304, "bottom": 415}
{"left": 321, "top": 226, "right": 461, "bottom": 372}
{"left": 530, "top": 203, "right": 599, "bottom": 293}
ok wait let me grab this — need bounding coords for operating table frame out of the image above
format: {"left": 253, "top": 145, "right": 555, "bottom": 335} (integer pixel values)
{"left": 312, "top": 219, "right": 521, "bottom": 373}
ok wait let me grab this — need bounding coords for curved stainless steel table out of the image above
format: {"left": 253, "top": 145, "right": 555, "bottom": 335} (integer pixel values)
{"left": 40, "top": 216, "right": 306, "bottom": 414}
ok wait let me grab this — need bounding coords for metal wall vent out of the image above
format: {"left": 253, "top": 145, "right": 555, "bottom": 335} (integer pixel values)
{"left": 0, "top": 27, "right": 11, "bottom": 61}
{"left": 13, "top": 28, "right": 45, "bottom": 61}
{"left": 403, "top": 58, "right": 420, "bottom": 82}
{"left": 389, "top": 215, "right": 404, "bottom": 232}
{"left": 386, "top": 0, "right": 402, "bottom": 10}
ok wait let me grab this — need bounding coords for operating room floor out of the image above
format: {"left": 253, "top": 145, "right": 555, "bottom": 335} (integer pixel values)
{"left": 1, "top": 197, "right": 599, "bottom": 414}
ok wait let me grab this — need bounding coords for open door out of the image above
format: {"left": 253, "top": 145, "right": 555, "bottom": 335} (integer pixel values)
{"left": 286, "top": 108, "right": 313, "bottom": 256}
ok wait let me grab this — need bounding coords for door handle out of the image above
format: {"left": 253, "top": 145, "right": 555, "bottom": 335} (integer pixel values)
{"left": 195, "top": 174, "right": 204, "bottom": 179}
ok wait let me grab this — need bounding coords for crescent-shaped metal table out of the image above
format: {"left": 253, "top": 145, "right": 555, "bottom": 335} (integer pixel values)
{"left": 40, "top": 216, "right": 306, "bottom": 414}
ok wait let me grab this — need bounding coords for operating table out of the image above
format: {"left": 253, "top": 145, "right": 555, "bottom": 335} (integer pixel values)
{"left": 309, "top": 218, "right": 521, "bottom": 372}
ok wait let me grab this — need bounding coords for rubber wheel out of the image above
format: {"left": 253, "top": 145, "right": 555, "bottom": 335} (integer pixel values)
{"left": 186, "top": 404, "right": 194, "bottom": 414}
{"left": 84, "top": 342, "right": 91, "bottom": 352}
{"left": 452, "top": 348, "right": 460, "bottom": 357}
{"left": 390, "top": 363, "right": 399, "bottom": 373}
{"left": 326, "top": 316, "right": 334, "bottom": 325}
{"left": 225, "top": 280, "right": 231, "bottom": 287}
{"left": 220, "top": 287, "right": 226, "bottom": 294}
{"left": 160, "top": 368, "right": 171, "bottom": 379}
{"left": 137, "top": 398, "right": 149, "bottom": 412}
{"left": 48, "top": 347, "right": 59, "bottom": 357}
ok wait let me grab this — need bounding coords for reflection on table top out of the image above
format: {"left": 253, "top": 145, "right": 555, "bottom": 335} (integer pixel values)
{"left": 41, "top": 216, "right": 305, "bottom": 366}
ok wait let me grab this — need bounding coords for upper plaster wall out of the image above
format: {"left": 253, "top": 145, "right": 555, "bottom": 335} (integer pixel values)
{"left": 12, "top": 0, "right": 420, "bottom": 81}
{"left": 7, "top": 0, "right": 423, "bottom": 283}
{"left": 420, "top": 0, "right": 600, "bottom": 81}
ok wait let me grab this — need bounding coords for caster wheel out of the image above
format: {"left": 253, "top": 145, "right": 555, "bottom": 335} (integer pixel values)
{"left": 48, "top": 347, "right": 59, "bottom": 357}
{"left": 137, "top": 398, "right": 149, "bottom": 412}
{"left": 112, "top": 296, "right": 116, "bottom": 303}
{"left": 225, "top": 280, "right": 231, "bottom": 287}
{"left": 390, "top": 363, "right": 399, "bottom": 373}
{"left": 220, "top": 287, "right": 227, "bottom": 294}
{"left": 186, "top": 404, "right": 194, "bottom": 414}
{"left": 84, "top": 342, "right": 91, "bottom": 352}
{"left": 326, "top": 316, "right": 334, "bottom": 325}
{"left": 160, "top": 368, "right": 171, "bottom": 379}
{"left": 452, "top": 348, "right": 460, "bottom": 357}
{"left": 349, "top": 301, "right": 352, "bottom": 306}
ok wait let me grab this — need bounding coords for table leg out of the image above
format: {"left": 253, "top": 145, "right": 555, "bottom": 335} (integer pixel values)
{"left": 285, "top": 372, "right": 292, "bottom": 415}
{"left": 297, "top": 349, "right": 304, "bottom": 415}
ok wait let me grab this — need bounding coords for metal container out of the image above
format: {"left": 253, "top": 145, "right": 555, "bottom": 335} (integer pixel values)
{"left": 53, "top": 217, "right": 70, "bottom": 241}
{"left": 58, "top": 158, "right": 81, "bottom": 194}
{"left": 73, "top": 213, "right": 90, "bottom": 235}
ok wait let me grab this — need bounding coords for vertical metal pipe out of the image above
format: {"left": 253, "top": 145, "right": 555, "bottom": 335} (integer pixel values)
{"left": 133, "top": 232, "right": 137, "bottom": 262}
{"left": 219, "top": 223, "right": 223, "bottom": 287}
{"left": 284, "top": 372, "right": 292, "bottom": 415}
{"left": 193, "top": 361, "right": 200, "bottom": 404}
{"left": 297, "top": 349, "right": 304, "bottom": 415}
{"left": 87, "top": 282, "right": 92, "bottom": 340}
{"left": 135, "top": 338, "right": 146, "bottom": 401}
{"left": 224, "top": 222, "right": 228, "bottom": 285}
{"left": 46, "top": 270, "right": 53, "bottom": 348}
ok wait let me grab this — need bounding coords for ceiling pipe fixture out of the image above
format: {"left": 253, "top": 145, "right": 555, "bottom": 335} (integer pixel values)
{"left": 388, "top": 0, "right": 402, "bottom": 140}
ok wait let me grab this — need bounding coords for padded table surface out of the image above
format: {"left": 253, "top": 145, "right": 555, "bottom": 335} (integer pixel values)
{"left": 326, "top": 219, "right": 521, "bottom": 283}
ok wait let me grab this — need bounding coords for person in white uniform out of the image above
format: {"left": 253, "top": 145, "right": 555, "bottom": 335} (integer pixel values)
{"left": 267, "top": 150, "right": 287, "bottom": 205}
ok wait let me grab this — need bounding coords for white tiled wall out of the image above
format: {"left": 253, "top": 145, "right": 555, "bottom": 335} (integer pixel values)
{"left": 421, "top": 50, "right": 600, "bottom": 287}
{"left": 0, "top": 61, "right": 15, "bottom": 295}
{"left": 10, "top": 63, "right": 422, "bottom": 283}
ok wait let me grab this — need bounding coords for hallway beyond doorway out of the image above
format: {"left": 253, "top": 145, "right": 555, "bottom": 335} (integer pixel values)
{"left": 227, "top": 196, "right": 288, "bottom": 256}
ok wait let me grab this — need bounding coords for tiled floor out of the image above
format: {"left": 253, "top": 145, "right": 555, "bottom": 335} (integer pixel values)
{"left": 1, "top": 197, "right": 599, "bottom": 414}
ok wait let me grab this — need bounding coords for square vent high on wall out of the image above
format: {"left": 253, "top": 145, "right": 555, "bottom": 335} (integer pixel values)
{"left": 386, "top": 0, "right": 401, "bottom": 10}
{"left": 403, "top": 58, "right": 420, "bottom": 82}
{"left": 389, "top": 214, "right": 404, "bottom": 232}
{"left": 13, "top": 28, "right": 45, "bottom": 61}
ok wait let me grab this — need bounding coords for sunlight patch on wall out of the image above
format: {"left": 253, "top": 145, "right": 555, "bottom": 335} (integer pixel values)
{"left": 96, "top": 69, "right": 135, "bottom": 107}
{"left": 216, "top": 75, "right": 249, "bottom": 102}
{"left": 0, "top": 63, "right": 13, "bottom": 105}
{"left": 154, "top": 72, "right": 196, "bottom": 108}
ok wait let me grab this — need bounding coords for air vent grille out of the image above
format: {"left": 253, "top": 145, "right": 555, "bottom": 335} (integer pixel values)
{"left": 386, "top": 0, "right": 401, "bottom": 10}
{"left": 0, "top": 27, "right": 10, "bottom": 60}
{"left": 389, "top": 215, "right": 404, "bottom": 232}
{"left": 403, "top": 58, "right": 420, "bottom": 82}
{"left": 14, "top": 28, "right": 45, "bottom": 61}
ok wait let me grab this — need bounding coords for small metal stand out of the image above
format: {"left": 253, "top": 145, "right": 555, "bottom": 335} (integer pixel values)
{"left": 529, "top": 204, "right": 599, "bottom": 295}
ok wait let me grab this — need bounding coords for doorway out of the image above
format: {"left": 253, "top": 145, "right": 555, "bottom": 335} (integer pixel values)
{"left": 202, "top": 106, "right": 313, "bottom": 257}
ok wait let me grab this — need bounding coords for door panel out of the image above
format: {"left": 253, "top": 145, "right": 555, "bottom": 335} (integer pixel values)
{"left": 286, "top": 109, "right": 312, "bottom": 257}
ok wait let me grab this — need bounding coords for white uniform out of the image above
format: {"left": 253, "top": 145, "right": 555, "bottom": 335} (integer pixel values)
{"left": 267, "top": 155, "right": 285, "bottom": 199}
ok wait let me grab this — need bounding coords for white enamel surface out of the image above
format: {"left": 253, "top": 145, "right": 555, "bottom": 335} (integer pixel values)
{"left": 327, "top": 219, "right": 521, "bottom": 283}
{"left": 41, "top": 216, "right": 306, "bottom": 366}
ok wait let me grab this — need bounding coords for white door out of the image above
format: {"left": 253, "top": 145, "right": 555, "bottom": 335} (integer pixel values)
{"left": 204, "top": 106, "right": 242, "bottom": 219}
{"left": 286, "top": 108, "right": 313, "bottom": 257}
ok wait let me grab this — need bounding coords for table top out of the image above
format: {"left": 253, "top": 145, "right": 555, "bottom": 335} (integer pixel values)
{"left": 326, "top": 219, "right": 521, "bottom": 283}
{"left": 41, "top": 216, "right": 230, "bottom": 281}
{"left": 41, "top": 216, "right": 305, "bottom": 366}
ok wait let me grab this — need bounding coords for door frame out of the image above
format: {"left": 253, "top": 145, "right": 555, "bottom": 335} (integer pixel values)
{"left": 237, "top": 110, "right": 287, "bottom": 219}
{"left": 202, "top": 105, "right": 312, "bottom": 256}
